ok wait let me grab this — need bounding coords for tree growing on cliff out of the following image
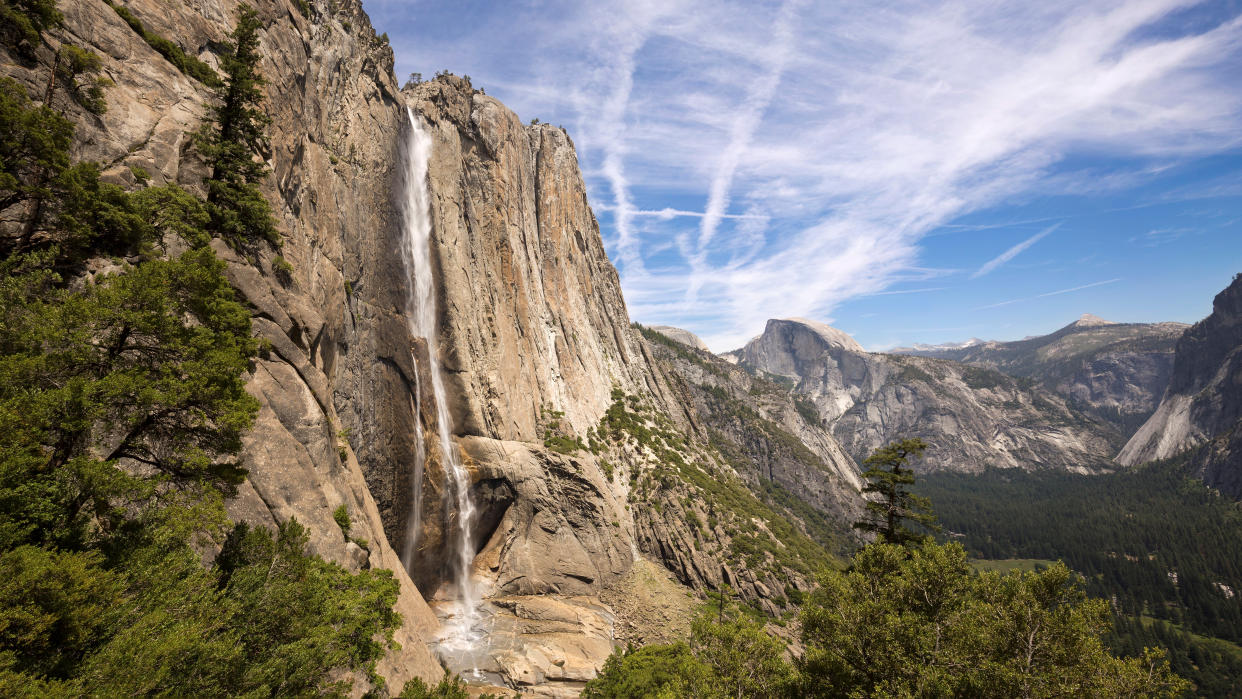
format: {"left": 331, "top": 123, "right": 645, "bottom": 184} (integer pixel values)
{"left": 198, "top": 2, "right": 278, "bottom": 247}
{"left": 0, "top": 0, "right": 61, "bottom": 53}
{"left": 853, "top": 438, "right": 938, "bottom": 546}
{"left": 0, "top": 9, "right": 405, "bottom": 691}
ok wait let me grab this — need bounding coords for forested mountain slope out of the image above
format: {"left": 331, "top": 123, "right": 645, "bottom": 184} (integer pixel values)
{"left": 919, "top": 460, "right": 1242, "bottom": 696}
{"left": 640, "top": 324, "right": 864, "bottom": 554}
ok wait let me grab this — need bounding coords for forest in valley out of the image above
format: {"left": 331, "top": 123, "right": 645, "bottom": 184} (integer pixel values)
{"left": 918, "top": 457, "right": 1242, "bottom": 696}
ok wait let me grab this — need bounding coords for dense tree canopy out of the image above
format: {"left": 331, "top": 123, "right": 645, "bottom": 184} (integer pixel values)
{"left": 585, "top": 539, "right": 1185, "bottom": 697}
{"left": 584, "top": 602, "right": 790, "bottom": 699}
{"left": 799, "top": 540, "right": 1185, "bottom": 697}
{"left": 919, "top": 460, "right": 1242, "bottom": 696}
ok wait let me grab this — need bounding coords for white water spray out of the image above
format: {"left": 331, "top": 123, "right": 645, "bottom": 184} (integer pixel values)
{"left": 397, "top": 107, "right": 482, "bottom": 658}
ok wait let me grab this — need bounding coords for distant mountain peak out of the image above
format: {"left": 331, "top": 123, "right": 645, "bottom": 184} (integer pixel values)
{"left": 894, "top": 337, "right": 987, "bottom": 353}
{"left": 1072, "top": 313, "right": 1116, "bottom": 328}
{"left": 780, "top": 317, "right": 865, "bottom": 353}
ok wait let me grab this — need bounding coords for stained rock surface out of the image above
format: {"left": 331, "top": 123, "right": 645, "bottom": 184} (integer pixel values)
{"left": 1120, "top": 275, "right": 1242, "bottom": 494}
{"left": 6, "top": 0, "right": 445, "bottom": 686}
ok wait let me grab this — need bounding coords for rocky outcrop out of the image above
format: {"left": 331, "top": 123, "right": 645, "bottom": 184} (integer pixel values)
{"left": 462, "top": 438, "right": 633, "bottom": 598}
{"left": 1120, "top": 275, "right": 1242, "bottom": 494}
{"left": 640, "top": 325, "right": 863, "bottom": 545}
{"left": 7, "top": 0, "right": 445, "bottom": 686}
{"left": 893, "top": 316, "right": 1188, "bottom": 436}
{"left": 739, "top": 319, "right": 1119, "bottom": 473}
{"left": 649, "top": 325, "right": 712, "bottom": 352}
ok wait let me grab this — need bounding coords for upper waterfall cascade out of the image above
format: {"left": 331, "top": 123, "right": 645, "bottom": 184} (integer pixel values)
{"left": 396, "top": 107, "right": 483, "bottom": 669}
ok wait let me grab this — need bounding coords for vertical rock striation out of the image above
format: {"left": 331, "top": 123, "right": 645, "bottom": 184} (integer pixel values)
{"left": 1120, "top": 274, "right": 1242, "bottom": 494}
{"left": 8, "top": 0, "right": 445, "bottom": 686}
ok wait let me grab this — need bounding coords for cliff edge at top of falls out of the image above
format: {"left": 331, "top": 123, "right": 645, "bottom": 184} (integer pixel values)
{"left": 401, "top": 76, "right": 689, "bottom": 445}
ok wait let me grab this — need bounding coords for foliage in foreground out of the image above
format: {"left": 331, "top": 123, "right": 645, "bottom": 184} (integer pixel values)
{"left": 799, "top": 540, "right": 1185, "bottom": 697}
{"left": 919, "top": 458, "right": 1242, "bottom": 695}
{"left": 399, "top": 671, "right": 502, "bottom": 698}
{"left": 583, "top": 600, "right": 789, "bottom": 699}
{"left": 0, "top": 4, "right": 400, "bottom": 694}
{"left": 0, "top": 515, "right": 400, "bottom": 696}
{"left": 585, "top": 540, "right": 1187, "bottom": 698}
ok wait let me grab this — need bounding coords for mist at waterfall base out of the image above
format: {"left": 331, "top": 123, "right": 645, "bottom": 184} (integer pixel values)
{"left": 397, "top": 108, "right": 496, "bottom": 681}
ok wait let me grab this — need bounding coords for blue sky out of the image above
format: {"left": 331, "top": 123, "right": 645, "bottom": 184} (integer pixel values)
{"left": 365, "top": 0, "right": 1242, "bottom": 351}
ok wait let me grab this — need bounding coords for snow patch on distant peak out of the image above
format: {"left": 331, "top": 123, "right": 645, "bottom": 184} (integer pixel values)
{"left": 897, "top": 337, "right": 986, "bottom": 352}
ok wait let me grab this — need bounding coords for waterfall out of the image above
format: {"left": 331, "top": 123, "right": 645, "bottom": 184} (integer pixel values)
{"left": 397, "top": 107, "right": 481, "bottom": 648}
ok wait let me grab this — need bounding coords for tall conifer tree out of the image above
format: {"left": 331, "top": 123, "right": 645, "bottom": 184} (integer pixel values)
{"left": 199, "top": 3, "right": 278, "bottom": 247}
{"left": 853, "top": 438, "right": 938, "bottom": 546}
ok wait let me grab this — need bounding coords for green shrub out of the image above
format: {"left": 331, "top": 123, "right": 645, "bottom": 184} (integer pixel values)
{"left": 270, "top": 254, "right": 294, "bottom": 284}
{"left": 332, "top": 504, "right": 351, "bottom": 536}
{"left": 105, "top": 2, "right": 221, "bottom": 87}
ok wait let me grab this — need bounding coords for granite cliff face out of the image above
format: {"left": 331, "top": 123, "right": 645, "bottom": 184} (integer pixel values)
{"left": 641, "top": 325, "right": 863, "bottom": 537}
{"left": 735, "top": 318, "right": 1119, "bottom": 473}
{"left": 9, "top": 0, "right": 445, "bottom": 686}
{"left": 1120, "top": 275, "right": 1242, "bottom": 494}
{"left": 894, "top": 315, "right": 1188, "bottom": 436}
{"left": 15, "top": 2, "right": 871, "bottom": 694}
{"left": 394, "top": 79, "right": 856, "bottom": 693}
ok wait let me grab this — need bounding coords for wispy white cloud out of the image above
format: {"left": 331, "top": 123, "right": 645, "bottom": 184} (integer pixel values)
{"left": 690, "top": 0, "right": 803, "bottom": 291}
{"left": 600, "top": 206, "right": 767, "bottom": 221}
{"left": 971, "top": 224, "right": 1059, "bottom": 278}
{"left": 974, "top": 278, "right": 1123, "bottom": 310}
{"left": 373, "top": 0, "right": 1242, "bottom": 350}
{"left": 864, "top": 287, "right": 949, "bottom": 297}
{"left": 1129, "top": 227, "right": 1195, "bottom": 246}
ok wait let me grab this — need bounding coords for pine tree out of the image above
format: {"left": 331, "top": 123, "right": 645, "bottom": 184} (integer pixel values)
{"left": 853, "top": 438, "right": 938, "bottom": 546}
{"left": 198, "top": 3, "right": 278, "bottom": 247}
{"left": 0, "top": 0, "right": 62, "bottom": 53}
{"left": 0, "top": 76, "right": 71, "bottom": 222}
